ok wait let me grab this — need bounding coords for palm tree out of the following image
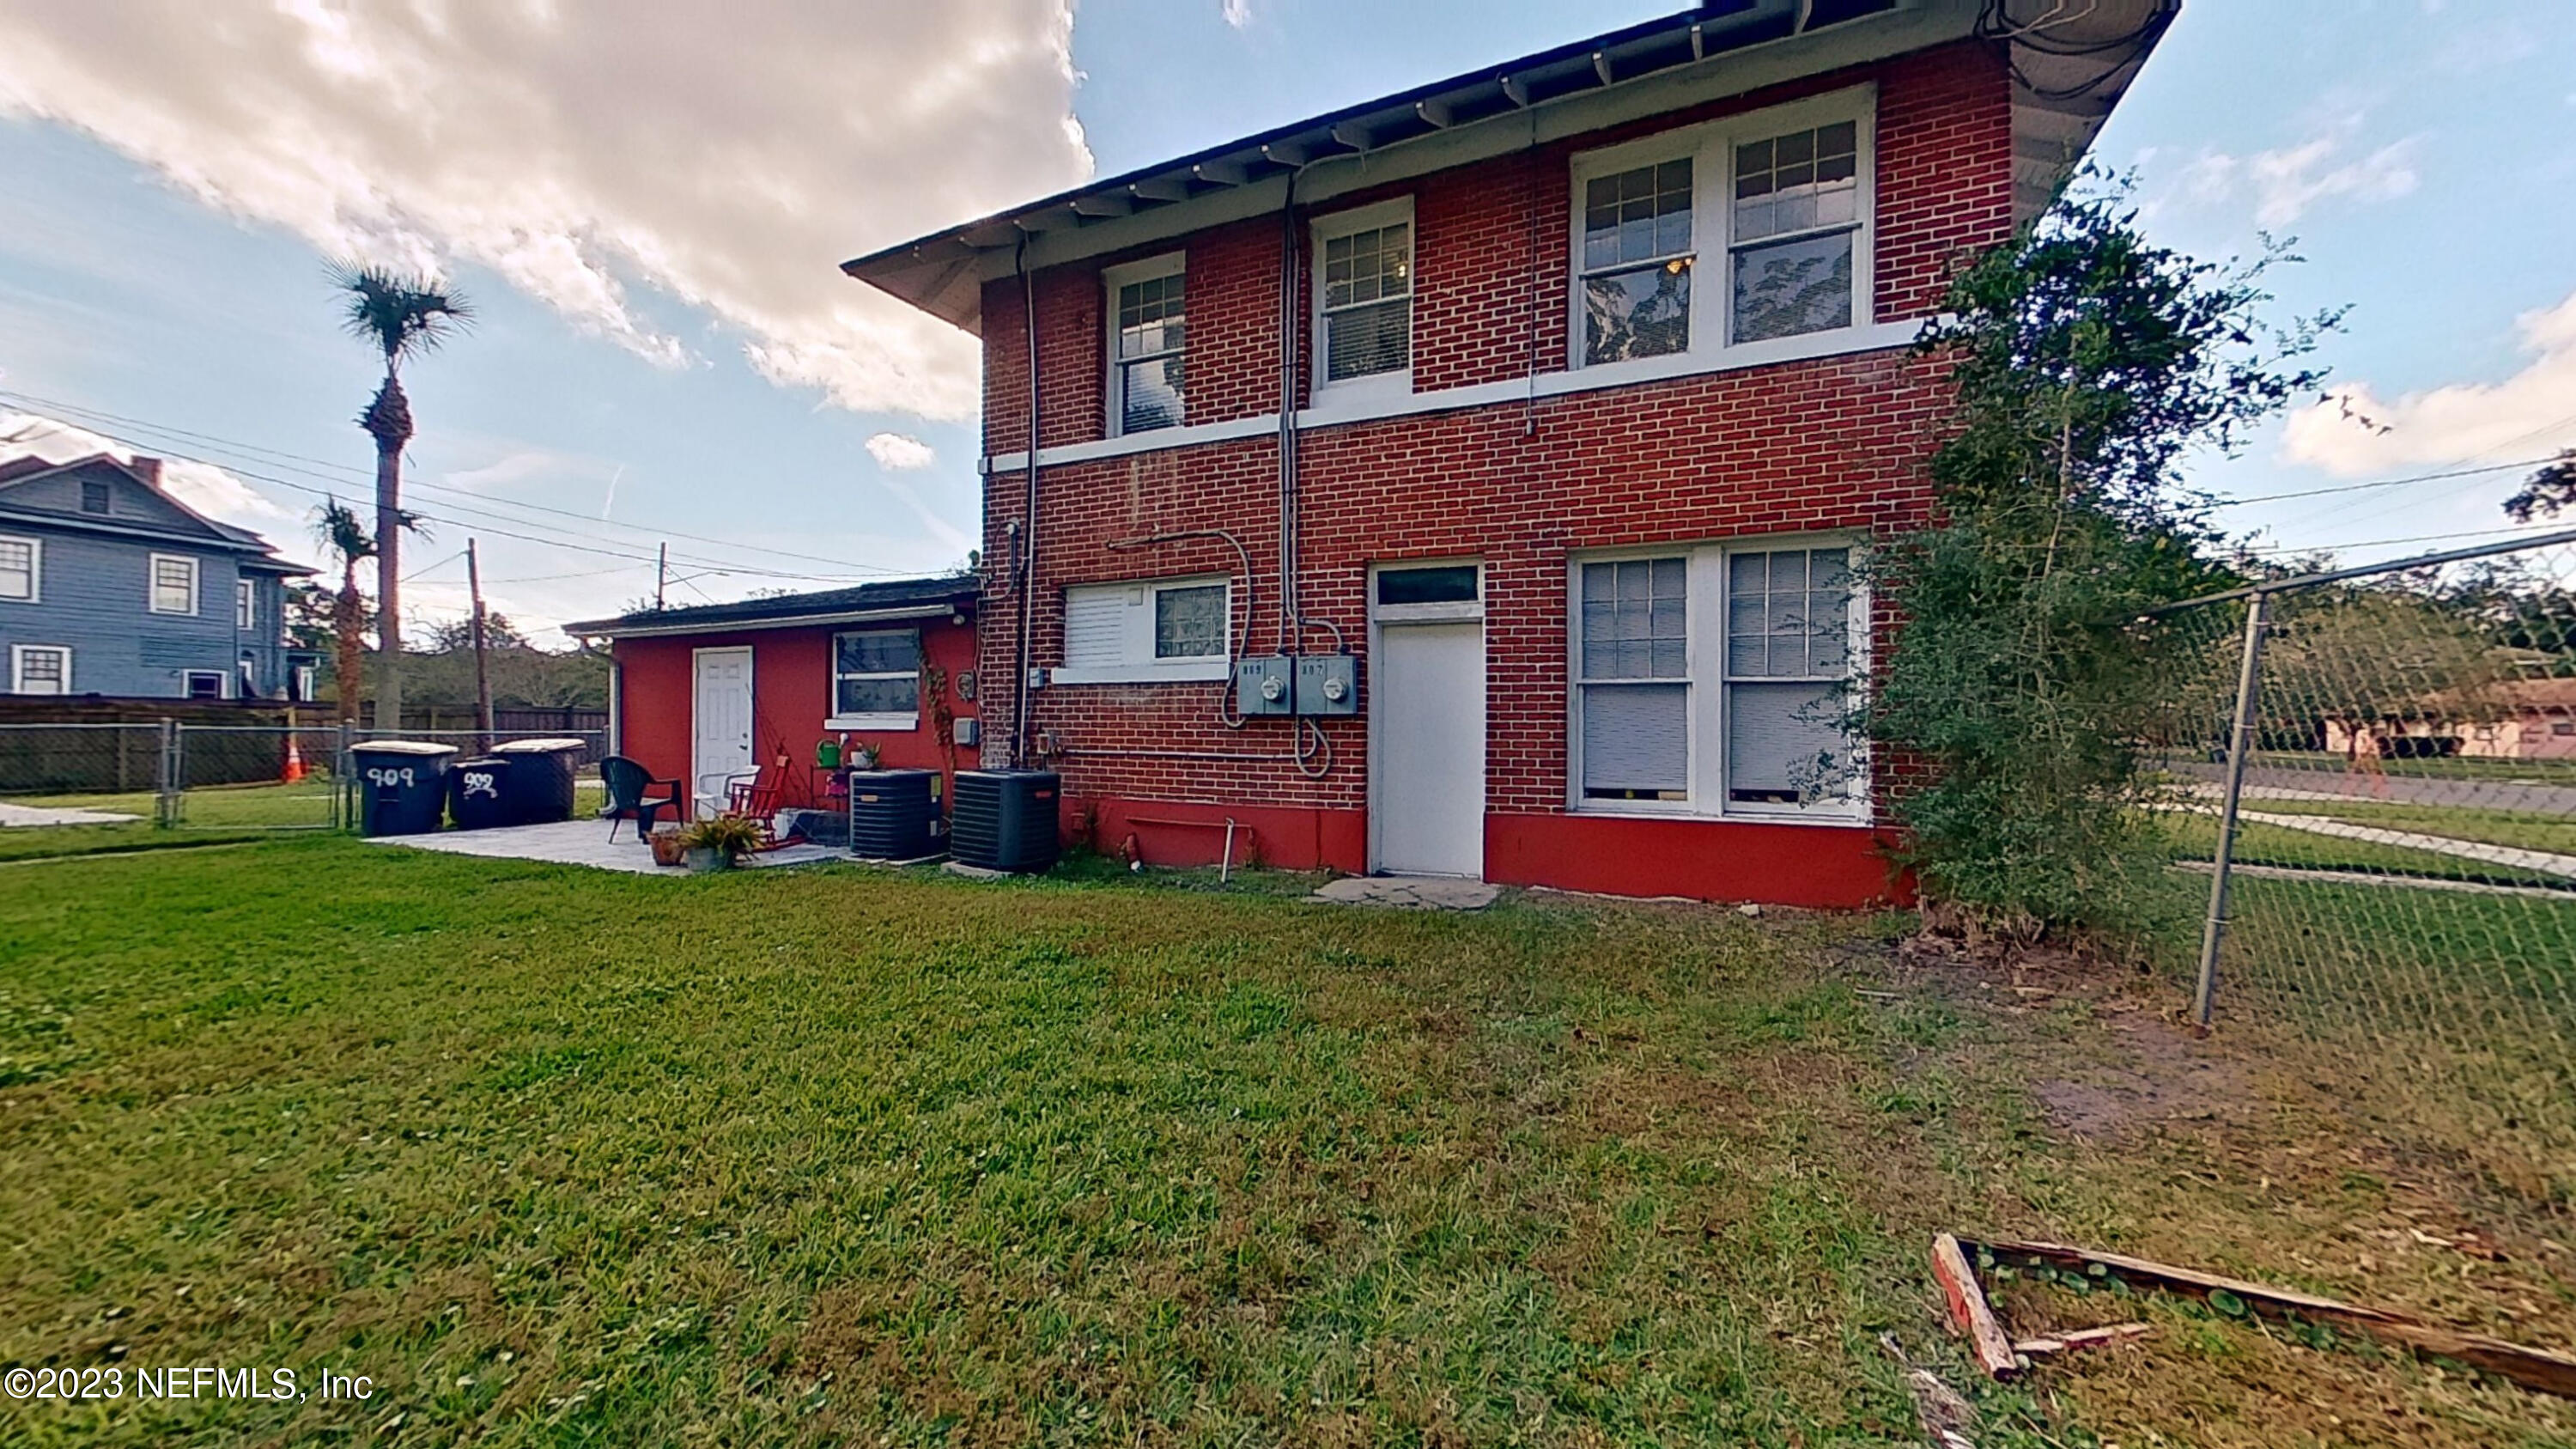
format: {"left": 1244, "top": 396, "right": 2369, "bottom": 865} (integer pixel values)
{"left": 313, "top": 499, "right": 375, "bottom": 727}
{"left": 333, "top": 263, "right": 471, "bottom": 728}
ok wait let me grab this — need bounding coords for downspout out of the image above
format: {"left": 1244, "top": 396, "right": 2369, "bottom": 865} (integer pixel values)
{"left": 1277, "top": 168, "right": 1303, "bottom": 658}
{"left": 1013, "top": 232, "right": 1041, "bottom": 767}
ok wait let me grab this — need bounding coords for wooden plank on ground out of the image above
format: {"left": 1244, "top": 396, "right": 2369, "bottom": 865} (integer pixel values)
{"left": 1931, "top": 1233, "right": 2020, "bottom": 1379}
{"left": 1973, "top": 1237, "right": 2576, "bottom": 1400}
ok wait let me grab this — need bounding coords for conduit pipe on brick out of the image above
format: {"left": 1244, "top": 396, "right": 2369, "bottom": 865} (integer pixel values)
{"left": 1012, "top": 232, "right": 1041, "bottom": 767}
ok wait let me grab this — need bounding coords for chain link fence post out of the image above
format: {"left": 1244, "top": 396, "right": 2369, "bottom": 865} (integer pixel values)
{"left": 155, "top": 717, "right": 180, "bottom": 828}
{"left": 2193, "top": 590, "right": 2271, "bottom": 1028}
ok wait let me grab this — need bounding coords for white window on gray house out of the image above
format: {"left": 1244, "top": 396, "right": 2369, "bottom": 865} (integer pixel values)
{"left": 1573, "top": 541, "right": 1864, "bottom": 818}
{"left": 0, "top": 535, "right": 37, "bottom": 601}
{"left": 1579, "top": 159, "right": 1695, "bottom": 366}
{"left": 1723, "top": 546, "right": 1856, "bottom": 805}
{"left": 1108, "top": 259, "right": 1186, "bottom": 435}
{"left": 829, "top": 627, "right": 921, "bottom": 727}
{"left": 1317, "top": 205, "right": 1413, "bottom": 387}
{"left": 1577, "top": 557, "right": 1690, "bottom": 801}
{"left": 11, "top": 644, "right": 70, "bottom": 695}
{"left": 237, "top": 579, "right": 257, "bottom": 630}
{"left": 1730, "top": 121, "right": 1860, "bottom": 344}
{"left": 1059, "top": 575, "right": 1232, "bottom": 683}
{"left": 150, "top": 554, "right": 198, "bottom": 615}
{"left": 185, "top": 670, "right": 227, "bottom": 700}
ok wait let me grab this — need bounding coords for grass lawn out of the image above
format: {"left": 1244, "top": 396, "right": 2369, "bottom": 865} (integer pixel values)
{"left": 2159, "top": 811, "right": 2572, "bottom": 886}
{"left": 2222, "top": 800, "right": 2576, "bottom": 857}
{"left": 3, "top": 841, "right": 2573, "bottom": 1446}
{"left": 2244, "top": 751, "right": 2576, "bottom": 787}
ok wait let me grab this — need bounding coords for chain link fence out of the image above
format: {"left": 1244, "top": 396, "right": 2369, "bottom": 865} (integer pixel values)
{"left": 0, "top": 720, "right": 608, "bottom": 835}
{"left": 2148, "top": 528, "right": 2576, "bottom": 1191}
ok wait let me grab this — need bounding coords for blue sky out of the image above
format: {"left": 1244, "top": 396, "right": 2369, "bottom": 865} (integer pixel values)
{"left": 1, "top": 1, "right": 2570, "bottom": 642}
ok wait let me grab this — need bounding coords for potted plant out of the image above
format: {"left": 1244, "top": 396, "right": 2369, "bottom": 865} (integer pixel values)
{"left": 647, "top": 821, "right": 688, "bottom": 868}
{"left": 676, "top": 814, "right": 764, "bottom": 873}
{"left": 849, "top": 741, "right": 882, "bottom": 771}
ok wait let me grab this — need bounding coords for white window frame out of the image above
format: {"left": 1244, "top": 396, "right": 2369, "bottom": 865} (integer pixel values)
{"left": 1370, "top": 559, "right": 1484, "bottom": 624}
{"left": 1566, "top": 533, "right": 1870, "bottom": 825}
{"left": 1311, "top": 197, "right": 1417, "bottom": 405}
{"left": 1566, "top": 85, "right": 1876, "bottom": 385}
{"left": 184, "top": 669, "right": 230, "bottom": 700}
{"left": 1103, "top": 253, "right": 1188, "bottom": 439}
{"left": 1055, "top": 574, "right": 1233, "bottom": 685}
{"left": 824, "top": 625, "right": 924, "bottom": 732}
{"left": 10, "top": 643, "right": 71, "bottom": 695}
{"left": 0, "top": 533, "right": 39, "bottom": 603}
{"left": 149, "top": 552, "right": 200, "bottom": 616}
{"left": 236, "top": 578, "right": 257, "bottom": 630}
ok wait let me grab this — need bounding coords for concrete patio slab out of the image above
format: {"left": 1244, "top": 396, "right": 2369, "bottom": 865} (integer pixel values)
{"left": 0, "top": 801, "right": 142, "bottom": 827}
{"left": 1309, "top": 875, "right": 1500, "bottom": 910}
{"left": 366, "top": 819, "right": 843, "bottom": 874}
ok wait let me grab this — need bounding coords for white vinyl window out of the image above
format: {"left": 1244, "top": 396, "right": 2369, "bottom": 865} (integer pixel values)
{"left": 1058, "top": 575, "right": 1232, "bottom": 684}
{"left": 11, "top": 643, "right": 70, "bottom": 695}
{"left": 0, "top": 535, "right": 37, "bottom": 601}
{"left": 1571, "top": 539, "right": 1866, "bottom": 820}
{"left": 1315, "top": 199, "right": 1414, "bottom": 395}
{"left": 1570, "top": 88, "right": 1873, "bottom": 374}
{"left": 827, "top": 627, "right": 922, "bottom": 729}
{"left": 185, "top": 670, "right": 228, "bottom": 700}
{"left": 1105, "top": 254, "right": 1187, "bottom": 436}
{"left": 237, "top": 578, "right": 257, "bottom": 630}
{"left": 149, "top": 553, "right": 199, "bottom": 615}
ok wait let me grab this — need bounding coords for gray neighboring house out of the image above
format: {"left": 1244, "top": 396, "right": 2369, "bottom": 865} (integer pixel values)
{"left": 0, "top": 452, "right": 319, "bottom": 700}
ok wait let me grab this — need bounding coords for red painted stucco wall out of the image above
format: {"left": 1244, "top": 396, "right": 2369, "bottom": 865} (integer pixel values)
{"left": 611, "top": 616, "right": 979, "bottom": 817}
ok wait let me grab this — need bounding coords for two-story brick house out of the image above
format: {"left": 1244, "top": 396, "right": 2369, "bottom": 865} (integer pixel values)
{"left": 0, "top": 452, "right": 318, "bottom": 700}
{"left": 845, "top": 0, "right": 2172, "bottom": 904}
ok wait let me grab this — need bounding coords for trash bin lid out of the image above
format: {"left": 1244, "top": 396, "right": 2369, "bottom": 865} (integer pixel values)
{"left": 490, "top": 737, "right": 587, "bottom": 752}
{"left": 354, "top": 740, "right": 458, "bottom": 756}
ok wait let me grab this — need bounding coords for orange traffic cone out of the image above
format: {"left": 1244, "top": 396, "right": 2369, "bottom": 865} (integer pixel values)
{"left": 282, "top": 734, "right": 307, "bottom": 783}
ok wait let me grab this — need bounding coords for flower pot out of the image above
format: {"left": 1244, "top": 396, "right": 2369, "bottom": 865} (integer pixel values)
{"left": 648, "top": 825, "right": 687, "bottom": 868}
{"left": 683, "top": 845, "right": 734, "bottom": 874}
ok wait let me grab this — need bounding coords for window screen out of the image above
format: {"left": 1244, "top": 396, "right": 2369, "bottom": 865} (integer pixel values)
{"left": 1581, "top": 159, "right": 1694, "bottom": 366}
{"left": 833, "top": 628, "right": 921, "bottom": 717}
{"left": 1114, "top": 271, "right": 1187, "bottom": 434}
{"left": 1724, "top": 547, "right": 1855, "bottom": 804}
{"left": 1579, "top": 557, "right": 1690, "bottom": 800}
{"left": 1321, "top": 221, "right": 1412, "bottom": 381}
{"left": 1732, "top": 122, "right": 1858, "bottom": 344}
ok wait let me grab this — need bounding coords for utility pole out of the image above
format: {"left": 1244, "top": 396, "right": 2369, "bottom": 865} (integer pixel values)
{"left": 468, "top": 539, "right": 495, "bottom": 754}
{"left": 655, "top": 542, "right": 668, "bottom": 611}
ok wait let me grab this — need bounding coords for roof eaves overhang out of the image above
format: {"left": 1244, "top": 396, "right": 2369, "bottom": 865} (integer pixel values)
{"left": 845, "top": 0, "right": 2175, "bottom": 336}
{"left": 567, "top": 600, "right": 971, "bottom": 642}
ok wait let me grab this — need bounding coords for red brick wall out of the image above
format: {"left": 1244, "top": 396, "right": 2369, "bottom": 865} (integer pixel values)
{"left": 613, "top": 617, "right": 979, "bottom": 818}
{"left": 968, "top": 40, "right": 2012, "bottom": 902}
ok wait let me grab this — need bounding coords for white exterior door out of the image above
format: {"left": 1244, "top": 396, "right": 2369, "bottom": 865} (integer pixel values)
{"left": 1371, "top": 620, "right": 1485, "bottom": 877}
{"left": 690, "top": 647, "right": 754, "bottom": 816}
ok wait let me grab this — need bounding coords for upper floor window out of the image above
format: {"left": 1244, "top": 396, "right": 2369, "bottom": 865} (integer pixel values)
{"left": 237, "top": 579, "right": 257, "bottom": 630}
{"left": 1106, "top": 255, "right": 1186, "bottom": 436}
{"left": 150, "top": 553, "right": 199, "bottom": 615}
{"left": 0, "top": 535, "right": 38, "bottom": 602}
{"left": 829, "top": 627, "right": 922, "bottom": 728}
{"left": 81, "top": 480, "right": 112, "bottom": 514}
{"left": 1315, "top": 200, "right": 1413, "bottom": 395}
{"left": 1570, "top": 88, "right": 1873, "bottom": 373}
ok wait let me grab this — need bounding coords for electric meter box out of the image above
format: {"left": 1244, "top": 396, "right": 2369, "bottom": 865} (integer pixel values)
{"left": 1235, "top": 655, "right": 1294, "bottom": 715}
{"left": 1295, "top": 654, "right": 1360, "bottom": 715}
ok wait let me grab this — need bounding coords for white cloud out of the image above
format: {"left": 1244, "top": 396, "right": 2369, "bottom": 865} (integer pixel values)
{"left": 0, "top": 3, "right": 1093, "bottom": 421}
{"left": 2281, "top": 290, "right": 2576, "bottom": 477}
{"left": 864, "top": 432, "right": 936, "bottom": 471}
{"left": 2156, "top": 119, "right": 2420, "bottom": 229}
{"left": 1222, "top": 0, "right": 1254, "bottom": 29}
{"left": 0, "top": 410, "right": 301, "bottom": 534}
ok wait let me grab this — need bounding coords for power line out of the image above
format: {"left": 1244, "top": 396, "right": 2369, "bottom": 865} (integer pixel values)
{"left": 2208, "top": 455, "right": 2554, "bottom": 508}
{"left": 0, "top": 387, "right": 920, "bottom": 579}
{"left": 2234, "top": 521, "right": 2571, "bottom": 556}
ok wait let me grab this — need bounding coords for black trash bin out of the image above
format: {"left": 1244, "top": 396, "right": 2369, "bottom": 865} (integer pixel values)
{"left": 489, "top": 737, "right": 586, "bottom": 824}
{"left": 447, "top": 756, "right": 515, "bottom": 831}
{"left": 350, "top": 740, "right": 457, "bottom": 837}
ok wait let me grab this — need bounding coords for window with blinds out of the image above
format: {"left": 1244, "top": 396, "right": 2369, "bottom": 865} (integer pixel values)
{"left": 1107, "top": 258, "right": 1186, "bottom": 435}
{"left": 830, "top": 627, "right": 921, "bottom": 723}
{"left": 1060, "top": 575, "right": 1233, "bottom": 683}
{"left": 1577, "top": 557, "right": 1689, "bottom": 801}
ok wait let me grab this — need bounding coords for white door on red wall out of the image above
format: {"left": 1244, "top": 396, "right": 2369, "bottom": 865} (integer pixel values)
{"left": 1370, "top": 620, "right": 1486, "bottom": 877}
{"left": 691, "top": 646, "right": 754, "bottom": 817}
